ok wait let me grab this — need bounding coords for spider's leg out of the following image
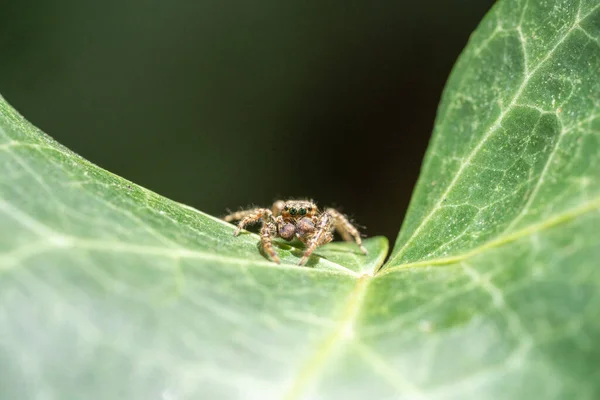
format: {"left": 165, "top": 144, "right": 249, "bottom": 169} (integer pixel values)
{"left": 325, "top": 208, "right": 368, "bottom": 255}
{"left": 260, "top": 221, "right": 280, "bottom": 264}
{"left": 223, "top": 208, "right": 258, "bottom": 222}
{"left": 272, "top": 200, "right": 286, "bottom": 216}
{"left": 227, "top": 208, "right": 273, "bottom": 236}
{"left": 299, "top": 212, "right": 333, "bottom": 265}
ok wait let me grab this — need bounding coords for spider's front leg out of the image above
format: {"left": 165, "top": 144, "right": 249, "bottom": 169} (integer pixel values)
{"left": 325, "top": 208, "right": 368, "bottom": 255}
{"left": 271, "top": 200, "right": 286, "bottom": 216}
{"left": 299, "top": 212, "right": 333, "bottom": 265}
{"left": 223, "top": 208, "right": 273, "bottom": 236}
{"left": 260, "top": 221, "right": 280, "bottom": 264}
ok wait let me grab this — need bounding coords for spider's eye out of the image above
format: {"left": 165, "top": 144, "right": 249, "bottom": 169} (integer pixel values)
{"left": 307, "top": 207, "right": 312, "bottom": 212}
{"left": 299, "top": 208, "right": 306, "bottom": 215}
{"left": 284, "top": 206, "right": 288, "bottom": 211}
{"left": 289, "top": 207, "right": 297, "bottom": 215}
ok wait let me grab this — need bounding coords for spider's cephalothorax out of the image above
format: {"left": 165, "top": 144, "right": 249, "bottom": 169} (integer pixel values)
{"left": 224, "top": 199, "right": 367, "bottom": 265}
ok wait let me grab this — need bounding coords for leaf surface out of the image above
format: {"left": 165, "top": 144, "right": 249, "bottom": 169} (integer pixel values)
{"left": 380, "top": 0, "right": 600, "bottom": 398}
{"left": 0, "top": 95, "right": 389, "bottom": 399}
{"left": 1, "top": 0, "right": 600, "bottom": 399}
{"left": 388, "top": 0, "right": 600, "bottom": 267}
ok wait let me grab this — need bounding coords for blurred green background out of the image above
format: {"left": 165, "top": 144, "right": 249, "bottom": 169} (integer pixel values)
{"left": 0, "top": 0, "right": 493, "bottom": 241}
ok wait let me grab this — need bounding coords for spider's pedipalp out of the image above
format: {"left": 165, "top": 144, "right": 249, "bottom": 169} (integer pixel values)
{"left": 325, "top": 208, "right": 368, "bottom": 255}
{"left": 296, "top": 217, "right": 315, "bottom": 238}
{"left": 276, "top": 215, "right": 296, "bottom": 241}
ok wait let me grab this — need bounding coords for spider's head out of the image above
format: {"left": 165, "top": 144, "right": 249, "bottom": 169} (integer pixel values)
{"left": 281, "top": 200, "right": 317, "bottom": 221}
{"left": 278, "top": 200, "right": 316, "bottom": 241}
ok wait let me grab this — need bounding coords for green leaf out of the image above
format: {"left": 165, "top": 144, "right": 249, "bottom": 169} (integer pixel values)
{"left": 380, "top": 0, "right": 600, "bottom": 398}
{"left": 1, "top": 1, "right": 599, "bottom": 400}
{"left": 387, "top": 0, "right": 600, "bottom": 268}
{"left": 0, "top": 94, "right": 389, "bottom": 399}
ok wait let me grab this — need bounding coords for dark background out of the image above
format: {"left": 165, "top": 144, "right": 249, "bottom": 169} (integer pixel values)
{"left": 0, "top": 0, "right": 494, "bottom": 242}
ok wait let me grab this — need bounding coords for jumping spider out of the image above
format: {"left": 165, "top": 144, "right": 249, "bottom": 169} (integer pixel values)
{"left": 224, "top": 200, "right": 368, "bottom": 265}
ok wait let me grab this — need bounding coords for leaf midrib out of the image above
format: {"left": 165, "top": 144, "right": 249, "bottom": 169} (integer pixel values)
{"left": 282, "top": 275, "right": 371, "bottom": 400}
{"left": 380, "top": 197, "right": 600, "bottom": 274}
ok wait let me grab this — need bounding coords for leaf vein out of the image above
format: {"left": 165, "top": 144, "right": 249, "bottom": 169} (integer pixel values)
{"left": 382, "top": 197, "right": 600, "bottom": 274}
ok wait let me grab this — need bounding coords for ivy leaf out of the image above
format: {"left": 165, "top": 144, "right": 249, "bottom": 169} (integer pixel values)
{"left": 1, "top": 1, "right": 599, "bottom": 400}
{"left": 379, "top": 0, "right": 600, "bottom": 399}
{"left": 388, "top": 0, "right": 600, "bottom": 268}
{"left": 0, "top": 95, "right": 389, "bottom": 399}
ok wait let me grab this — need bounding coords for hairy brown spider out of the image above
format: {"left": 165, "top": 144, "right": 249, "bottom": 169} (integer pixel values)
{"left": 224, "top": 200, "right": 368, "bottom": 265}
